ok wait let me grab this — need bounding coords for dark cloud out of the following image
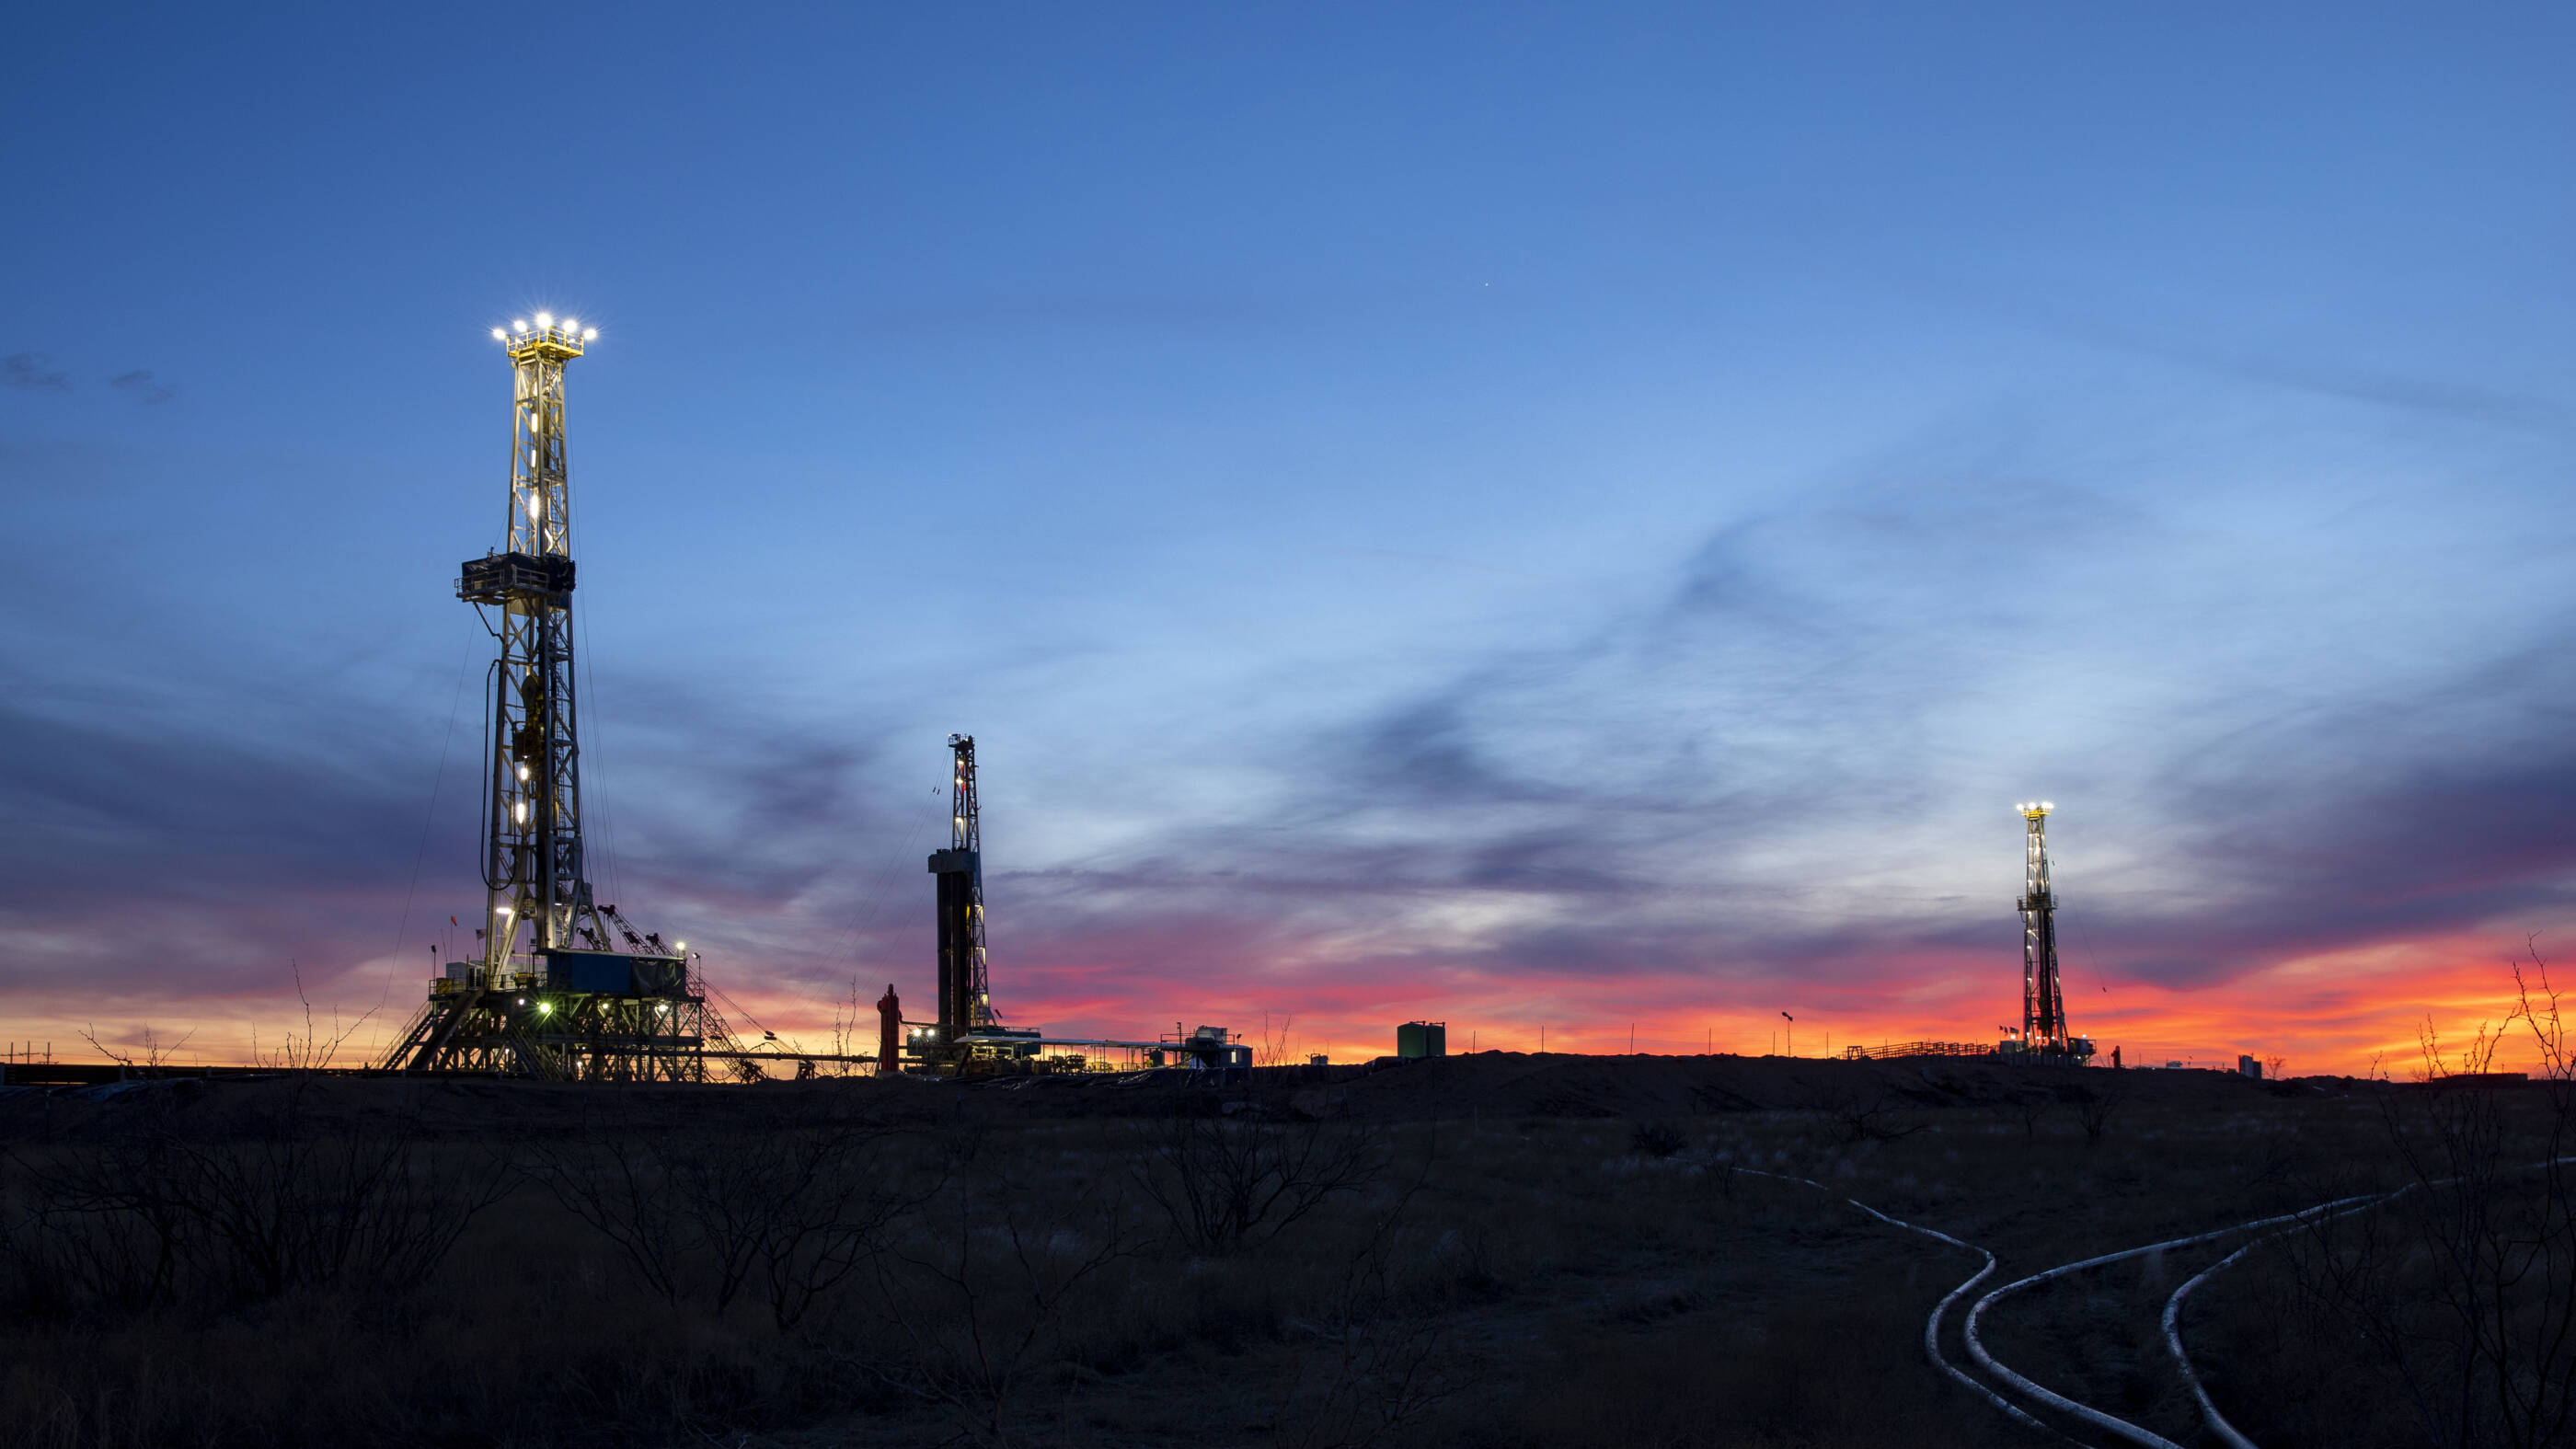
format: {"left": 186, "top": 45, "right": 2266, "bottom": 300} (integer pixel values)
{"left": 109, "top": 370, "right": 177, "bottom": 404}
{"left": 9, "top": 443, "right": 2571, "bottom": 1058}
{"left": 5, "top": 354, "right": 70, "bottom": 391}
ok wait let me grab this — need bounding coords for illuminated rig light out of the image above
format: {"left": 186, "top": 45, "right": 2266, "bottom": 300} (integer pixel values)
{"left": 491, "top": 328, "right": 507, "bottom": 341}
{"left": 581, "top": 328, "right": 597, "bottom": 340}
{"left": 535, "top": 311, "right": 553, "bottom": 328}
{"left": 512, "top": 319, "right": 528, "bottom": 333}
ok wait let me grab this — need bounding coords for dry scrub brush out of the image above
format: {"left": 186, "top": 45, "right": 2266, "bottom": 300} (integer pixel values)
{"left": 1127, "top": 1087, "right": 1389, "bottom": 1251}
{"left": 4, "top": 1079, "right": 508, "bottom": 1311}
{"left": 524, "top": 1096, "right": 923, "bottom": 1328}
{"left": 2198, "top": 960, "right": 2576, "bottom": 1449}
{"left": 859, "top": 1133, "right": 1146, "bottom": 1447}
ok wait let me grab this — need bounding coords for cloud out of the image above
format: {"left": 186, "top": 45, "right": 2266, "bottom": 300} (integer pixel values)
{"left": 110, "top": 370, "right": 177, "bottom": 404}
{"left": 4, "top": 414, "right": 2565, "bottom": 1075}
{"left": 5, "top": 354, "right": 71, "bottom": 391}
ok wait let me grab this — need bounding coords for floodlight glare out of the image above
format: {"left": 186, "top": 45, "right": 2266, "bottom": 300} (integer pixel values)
{"left": 491, "top": 328, "right": 507, "bottom": 340}
{"left": 535, "top": 311, "right": 553, "bottom": 328}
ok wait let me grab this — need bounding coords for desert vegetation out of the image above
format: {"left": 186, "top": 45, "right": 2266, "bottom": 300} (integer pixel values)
{"left": 0, "top": 1040, "right": 2565, "bottom": 1447}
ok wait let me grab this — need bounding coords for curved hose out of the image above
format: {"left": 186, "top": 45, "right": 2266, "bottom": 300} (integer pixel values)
{"left": 1961, "top": 1195, "right": 2382, "bottom": 1449}
{"left": 2160, "top": 1155, "right": 2576, "bottom": 1449}
{"left": 1732, "top": 1169, "right": 2056, "bottom": 1435}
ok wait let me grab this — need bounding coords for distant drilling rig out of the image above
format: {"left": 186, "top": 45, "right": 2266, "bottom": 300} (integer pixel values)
{"left": 380, "top": 316, "right": 735, "bottom": 1080}
{"left": 2004, "top": 801, "right": 2093, "bottom": 1062}
{"left": 909, "top": 735, "right": 1041, "bottom": 1070}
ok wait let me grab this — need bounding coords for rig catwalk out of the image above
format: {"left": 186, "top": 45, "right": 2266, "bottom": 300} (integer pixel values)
{"left": 380, "top": 316, "right": 735, "bottom": 1079}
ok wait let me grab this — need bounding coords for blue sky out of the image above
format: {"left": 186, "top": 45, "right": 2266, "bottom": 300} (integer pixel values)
{"left": 6, "top": 4, "right": 2574, "bottom": 1069}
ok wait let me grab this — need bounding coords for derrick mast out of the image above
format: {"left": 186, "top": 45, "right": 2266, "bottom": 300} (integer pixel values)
{"left": 469, "top": 314, "right": 603, "bottom": 968}
{"left": 376, "top": 315, "right": 734, "bottom": 1081}
{"left": 2012, "top": 800, "right": 2087, "bottom": 1058}
{"left": 927, "top": 734, "right": 998, "bottom": 1042}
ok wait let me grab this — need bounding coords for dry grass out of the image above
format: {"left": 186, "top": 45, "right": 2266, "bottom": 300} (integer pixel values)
{"left": 0, "top": 1064, "right": 2542, "bottom": 1447}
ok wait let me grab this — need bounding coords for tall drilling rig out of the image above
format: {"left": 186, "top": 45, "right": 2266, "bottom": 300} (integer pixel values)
{"left": 2006, "top": 801, "right": 2092, "bottom": 1061}
{"left": 380, "top": 315, "right": 725, "bottom": 1080}
{"left": 914, "top": 735, "right": 1039, "bottom": 1071}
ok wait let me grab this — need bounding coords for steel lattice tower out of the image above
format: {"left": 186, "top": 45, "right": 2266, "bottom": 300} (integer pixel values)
{"left": 2016, "top": 800, "right": 2070, "bottom": 1052}
{"left": 928, "top": 734, "right": 999, "bottom": 1042}
{"left": 379, "top": 316, "right": 735, "bottom": 1080}
{"left": 479, "top": 315, "right": 598, "bottom": 959}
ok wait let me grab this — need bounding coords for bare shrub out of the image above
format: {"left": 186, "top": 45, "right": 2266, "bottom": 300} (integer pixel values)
{"left": 1998, "top": 1089, "right": 2050, "bottom": 1142}
{"left": 1130, "top": 1095, "right": 1387, "bottom": 1251}
{"left": 75, "top": 1022, "right": 193, "bottom": 1070}
{"left": 1269, "top": 1169, "right": 1459, "bottom": 1448}
{"left": 1627, "top": 1120, "right": 1686, "bottom": 1158}
{"left": 2074, "top": 1078, "right": 2124, "bottom": 1146}
{"left": 526, "top": 1099, "right": 914, "bottom": 1326}
{"left": 866, "top": 1144, "right": 1142, "bottom": 1446}
{"left": 1800, "top": 1075, "right": 1923, "bottom": 1144}
{"left": 5, "top": 1125, "right": 201, "bottom": 1311}
{"left": 11, "top": 1081, "right": 509, "bottom": 1306}
{"left": 2261, "top": 958, "right": 2576, "bottom": 1448}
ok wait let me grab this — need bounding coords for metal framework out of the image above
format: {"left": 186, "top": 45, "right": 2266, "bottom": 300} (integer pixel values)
{"left": 929, "top": 734, "right": 999, "bottom": 1041}
{"left": 909, "top": 735, "right": 1045, "bottom": 1072}
{"left": 380, "top": 315, "right": 739, "bottom": 1080}
{"left": 2009, "top": 800, "right": 2087, "bottom": 1059}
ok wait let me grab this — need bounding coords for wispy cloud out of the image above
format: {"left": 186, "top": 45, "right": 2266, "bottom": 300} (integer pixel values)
{"left": 4, "top": 354, "right": 70, "bottom": 391}
{"left": 3, "top": 417, "right": 2565, "bottom": 1075}
{"left": 109, "top": 369, "right": 177, "bottom": 404}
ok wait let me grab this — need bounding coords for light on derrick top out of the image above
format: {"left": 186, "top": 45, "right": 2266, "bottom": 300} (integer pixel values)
{"left": 490, "top": 328, "right": 507, "bottom": 340}
{"left": 535, "top": 311, "right": 553, "bottom": 328}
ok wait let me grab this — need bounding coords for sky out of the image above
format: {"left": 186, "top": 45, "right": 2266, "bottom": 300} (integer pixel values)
{"left": 6, "top": 3, "right": 2574, "bottom": 1076}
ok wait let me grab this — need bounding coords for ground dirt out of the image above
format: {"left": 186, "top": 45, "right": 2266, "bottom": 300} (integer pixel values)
{"left": 0, "top": 1055, "right": 2510, "bottom": 1448}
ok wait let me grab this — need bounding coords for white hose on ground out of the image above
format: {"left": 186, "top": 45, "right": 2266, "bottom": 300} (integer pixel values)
{"left": 1732, "top": 1168, "right": 2058, "bottom": 1436}
{"left": 2157, "top": 1238, "right": 2282, "bottom": 1449}
{"left": 1961, "top": 1195, "right": 2384, "bottom": 1449}
{"left": 2160, "top": 1156, "right": 2576, "bottom": 1449}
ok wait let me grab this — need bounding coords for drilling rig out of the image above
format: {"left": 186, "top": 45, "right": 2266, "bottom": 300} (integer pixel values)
{"left": 911, "top": 735, "right": 1040, "bottom": 1072}
{"left": 379, "top": 315, "right": 733, "bottom": 1080}
{"left": 2002, "top": 801, "right": 2093, "bottom": 1062}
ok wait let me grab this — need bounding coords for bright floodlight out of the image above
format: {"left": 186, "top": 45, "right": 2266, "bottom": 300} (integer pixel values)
{"left": 2041, "top": 800, "right": 2053, "bottom": 811}
{"left": 561, "top": 316, "right": 578, "bottom": 332}
{"left": 581, "top": 328, "right": 597, "bottom": 340}
{"left": 490, "top": 328, "right": 507, "bottom": 340}
{"left": 512, "top": 318, "right": 527, "bottom": 332}
{"left": 535, "top": 311, "right": 553, "bottom": 328}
